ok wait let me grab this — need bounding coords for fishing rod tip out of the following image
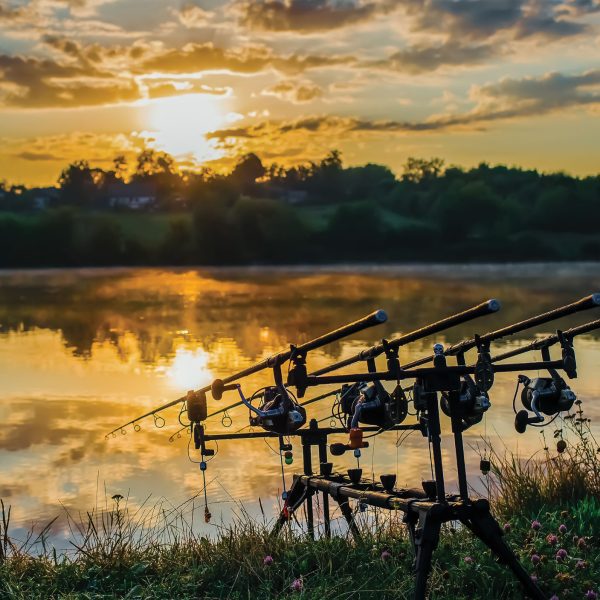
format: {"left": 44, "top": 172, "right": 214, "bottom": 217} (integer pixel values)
{"left": 374, "top": 309, "right": 388, "bottom": 323}
{"left": 487, "top": 299, "right": 501, "bottom": 312}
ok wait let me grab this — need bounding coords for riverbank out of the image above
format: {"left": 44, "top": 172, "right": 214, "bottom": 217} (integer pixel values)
{"left": 0, "top": 500, "right": 598, "bottom": 599}
{"left": 1, "top": 418, "right": 599, "bottom": 599}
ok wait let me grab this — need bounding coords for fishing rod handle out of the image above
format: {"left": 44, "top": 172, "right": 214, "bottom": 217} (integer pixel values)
{"left": 491, "top": 317, "right": 600, "bottom": 363}
{"left": 405, "top": 293, "right": 600, "bottom": 369}
{"left": 382, "top": 298, "right": 500, "bottom": 352}
{"left": 311, "top": 299, "right": 499, "bottom": 376}
{"left": 478, "top": 293, "right": 600, "bottom": 349}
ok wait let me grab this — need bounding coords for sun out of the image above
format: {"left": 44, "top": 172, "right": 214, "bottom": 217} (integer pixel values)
{"left": 145, "top": 93, "right": 226, "bottom": 162}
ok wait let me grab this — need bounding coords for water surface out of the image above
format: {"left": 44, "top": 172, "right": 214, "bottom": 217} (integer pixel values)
{"left": 1, "top": 264, "right": 599, "bottom": 548}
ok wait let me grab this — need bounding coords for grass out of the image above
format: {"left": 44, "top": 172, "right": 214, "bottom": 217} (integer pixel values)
{"left": 0, "top": 409, "right": 598, "bottom": 599}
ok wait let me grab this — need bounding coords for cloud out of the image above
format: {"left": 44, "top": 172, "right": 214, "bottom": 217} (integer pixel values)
{"left": 1, "top": 34, "right": 351, "bottom": 108}
{"left": 206, "top": 69, "right": 600, "bottom": 146}
{"left": 175, "top": 2, "right": 213, "bottom": 28}
{"left": 138, "top": 42, "right": 355, "bottom": 75}
{"left": 15, "top": 151, "right": 64, "bottom": 161}
{"left": 380, "top": 40, "right": 498, "bottom": 73}
{"left": 144, "top": 80, "right": 230, "bottom": 98}
{"left": 0, "top": 53, "right": 140, "bottom": 107}
{"left": 236, "top": 0, "right": 397, "bottom": 33}
{"left": 402, "top": 0, "right": 591, "bottom": 41}
{"left": 2, "top": 131, "right": 144, "bottom": 169}
{"left": 462, "top": 68, "right": 600, "bottom": 121}
{"left": 0, "top": 2, "right": 29, "bottom": 22}
{"left": 262, "top": 79, "right": 322, "bottom": 102}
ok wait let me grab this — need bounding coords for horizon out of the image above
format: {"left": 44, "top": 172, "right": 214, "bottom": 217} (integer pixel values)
{"left": 0, "top": 1, "right": 599, "bottom": 186}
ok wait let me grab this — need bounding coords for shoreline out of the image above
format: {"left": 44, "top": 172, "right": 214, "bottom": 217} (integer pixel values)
{"left": 0, "top": 260, "right": 599, "bottom": 279}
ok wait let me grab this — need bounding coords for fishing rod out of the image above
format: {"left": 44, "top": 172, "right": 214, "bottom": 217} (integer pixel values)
{"left": 401, "top": 293, "right": 600, "bottom": 370}
{"left": 310, "top": 298, "right": 500, "bottom": 377}
{"left": 268, "top": 301, "right": 599, "bottom": 423}
{"left": 106, "top": 309, "right": 387, "bottom": 437}
{"left": 194, "top": 301, "right": 500, "bottom": 426}
{"left": 490, "top": 318, "right": 600, "bottom": 363}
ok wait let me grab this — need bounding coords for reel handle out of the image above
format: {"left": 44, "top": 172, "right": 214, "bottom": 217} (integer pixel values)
{"left": 211, "top": 379, "right": 239, "bottom": 400}
{"left": 330, "top": 441, "right": 369, "bottom": 456}
{"left": 514, "top": 410, "right": 544, "bottom": 433}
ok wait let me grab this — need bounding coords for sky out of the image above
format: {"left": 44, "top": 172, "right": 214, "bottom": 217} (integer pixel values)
{"left": 0, "top": 0, "right": 599, "bottom": 186}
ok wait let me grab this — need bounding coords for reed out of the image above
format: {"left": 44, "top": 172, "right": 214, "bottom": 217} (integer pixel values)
{"left": 0, "top": 411, "right": 598, "bottom": 599}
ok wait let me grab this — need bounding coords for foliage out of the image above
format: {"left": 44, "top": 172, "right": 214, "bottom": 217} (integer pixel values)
{"left": 1, "top": 149, "right": 600, "bottom": 266}
{"left": 489, "top": 401, "right": 600, "bottom": 517}
{"left": 0, "top": 407, "right": 598, "bottom": 598}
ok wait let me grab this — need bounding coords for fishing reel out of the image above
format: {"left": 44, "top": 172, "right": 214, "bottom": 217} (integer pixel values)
{"left": 514, "top": 374, "right": 576, "bottom": 433}
{"left": 339, "top": 381, "right": 408, "bottom": 429}
{"left": 441, "top": 378, "right": 491, "bottom": 429}
{"left": 211, "top": 379, "right": 306, "bottom": 435}
{"left": 248, "top": 385, "right": 307, "bottom": 435}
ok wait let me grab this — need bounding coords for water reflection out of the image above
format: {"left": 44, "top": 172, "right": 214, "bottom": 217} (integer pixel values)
{"left": 0, "top": 265, "right": 599, "bottom": 548}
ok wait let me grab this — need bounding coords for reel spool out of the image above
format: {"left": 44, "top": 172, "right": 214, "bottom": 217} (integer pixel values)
{"left": 441, "top": 379, "right": 491, "bottom": 429}
{"left": 514, "top": 375, "right": 576, "bottom": 433}
{"left": 249, "top": 385, "right": 307, "bottom": 435}
{"left": 339, "top": 381, "right": 408, "bottom": 429}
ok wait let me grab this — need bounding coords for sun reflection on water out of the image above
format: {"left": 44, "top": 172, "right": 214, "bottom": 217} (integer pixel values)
{"left": 165, "top": 347, "right": 212, "bottom": 391}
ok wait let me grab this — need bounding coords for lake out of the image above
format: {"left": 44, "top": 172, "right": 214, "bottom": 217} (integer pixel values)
{"left": 1, "top": 264, "right": 599, "bottom": 549}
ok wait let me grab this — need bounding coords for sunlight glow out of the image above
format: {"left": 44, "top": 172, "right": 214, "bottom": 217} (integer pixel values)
{"left": 166, "top": 348, "right": 212, "bottom": 391}
{"left": 146, "top": 94, "right": 226, "bottom": 162}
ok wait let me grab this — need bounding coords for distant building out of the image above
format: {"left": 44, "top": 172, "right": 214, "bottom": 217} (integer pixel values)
{"left": 267, "top": 184, "right": 309, "bottom": 204}
{"left": 107, "top": 182, "right": 157, "bottom": 210}
{"left": 30, "top": 187, "right": 59, "bottom": 210}
{"left": 282, "top": 189, "right": 308, "bottom": 204}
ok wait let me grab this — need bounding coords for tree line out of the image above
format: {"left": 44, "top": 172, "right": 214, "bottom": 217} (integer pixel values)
{"left": 1, "top": 150, "right": 599, "bottom": 266}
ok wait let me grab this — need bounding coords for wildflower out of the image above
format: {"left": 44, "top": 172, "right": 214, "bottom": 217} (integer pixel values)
{"left": 503, "top": 522, "right": 511, "bottom": 533}
{"left": 556, "top": 548, "right": 567, "bottom": 563}
{"left": 584, "top": 591, "right": 597, "bottom": 600}
{"left": 531, "top": 554, "right": 541, "bottom": 566}
{"left": 550, "top": 596, "right": 559, "bottom": 600}
{"left": 546, "top": 534, "right": 558, "bottom": 546}
{"left": 530, "top": 574, "right": 538, "bottom": 583}
{"left": 575, "top": 560, "right": 587, "bottom": 570}
{"left": 531, "top": 520, "right": 542, "bottom": 531}
{"left": 464, "top": 556, "right": 474, "bottom": 564}
{"left": 263, "top": 555, "right": 273, "bottom": 566}
{"left": 291, "top": 578, "right": 303, "bottom": 592}
{"left": 558, "top": 524, "right": 567, "bottom": 534}
{"left": 577, "top": 537, "right": 587, "bottom": 550}
{"left": 381, "top": 550, "right": 392, "bottom": 561}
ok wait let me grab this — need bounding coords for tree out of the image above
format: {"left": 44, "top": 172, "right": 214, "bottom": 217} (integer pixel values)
{"left": 402, "top": 157, "right": 445, "bottom": 183}
{"left": 58, "top": 160, "right": 102, "bottom": 207}
{"left": 229, "top": 153, "right": 265, "bottom": 193}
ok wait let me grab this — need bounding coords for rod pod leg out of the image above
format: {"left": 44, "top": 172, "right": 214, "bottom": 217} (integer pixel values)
{"left": 411, "top": 506, "right": 443, "bottom": 600}
{"left": 459, "top": 500, "right": 547, "bottom": 600}
{"left": 271, "top": 476, "right": 307, "bottom": 536}
{"left": 336, "top": 498, "right": 361, "bottom": 541}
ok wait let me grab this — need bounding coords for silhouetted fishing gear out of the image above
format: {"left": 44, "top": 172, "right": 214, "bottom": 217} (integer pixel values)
{"left": 490, "top": 317, "right": 600, "bottom": 364}
{"left": 106, "top": 292, "right": 600, "bottom": 600}
{"left": 309, "top": 298, "right": 501, "bottom": 378}
{"left": 106, "top": 309, "right": 387, "bottom": 437}
{"left": 401, "top": 293, "right": 600, "bottom": 371}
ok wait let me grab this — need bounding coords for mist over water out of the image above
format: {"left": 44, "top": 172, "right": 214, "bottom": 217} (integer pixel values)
{"left": 0, "top": 264, "right": 599, "bottom": 549}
